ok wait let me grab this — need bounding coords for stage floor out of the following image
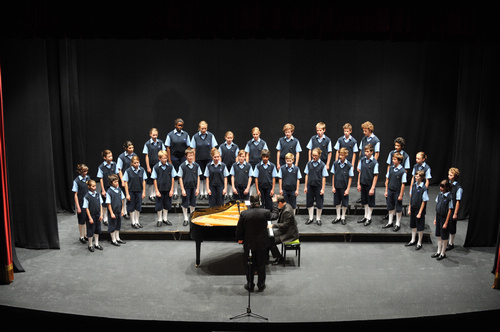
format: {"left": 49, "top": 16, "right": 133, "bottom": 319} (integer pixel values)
{"left": 1, "top": 185, "right": 499, "bottom": 330}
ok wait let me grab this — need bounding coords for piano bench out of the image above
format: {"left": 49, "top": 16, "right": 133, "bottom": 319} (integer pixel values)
{"left": 281, "top": 239, "right": 301, "bottom": 267}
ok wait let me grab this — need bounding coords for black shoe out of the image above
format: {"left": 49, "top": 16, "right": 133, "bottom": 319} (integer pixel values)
{"left": 94, "top": 244, "right": 103, "bottom": 250}
{"left": 305, "top": 219, "right": 313, "bottom": 225}
{"left": 244, "top": 284, "right": 255, "bottom": 292}
{"left": 341, "top": 218, "right": 346, "bottom": 225}
{"left": 382, "top": 223, "right": 393, "bottom": 229}
{"left": 405, "top": 241, "right": 417, "bottom": 247}
{"left": 257, "top": 284, "right": 266, "bottom": 292}
{"left": 79, "top": 237, "right": 86, "bottom": 244}
{"left": 149, "top": 196, "right": 155, "bottom": 202}
{"left": 316, "top": 220, "right": 322, "bottom": 226}
{"left": 415, "top": 244, "right": 422, "bottom": 250}
{"left": 272, "top": 257, "right": 284, "bottom": 265}
{"left": 437, "top": 254, "right": 447, "bottom": 261}
{"left": 111, "top": 241, "right": 120, "bottom": 247}
{"left": 163, "top": 220, "right": 172, "bottom": 226}
{"left": 132, "top": 224, "right": 140, "bottom": 229}
{"left": 447, "top": 243, "right": 455, "bottom": 251}
{"left": 364, "top": 219, "right": 371, "bottom": 226}
{"left": 332, "top": 218, "right": 341, "bottom": 224}
{"left": 123, "top": 214, "right": 130, "bottom": 220}
{"left": 157, "top": 221, "right": 162, "bottom": 227}
{"left": 183, "top": 220, "right": 189, "bottom": 226}
{"left": 357, "top": 217, "right": 367, "bottom": 224}
{"left": 116, "top": 239, "right": 126, "bottom": 244}
{"left": 173, "top": 194, "right": 179, "bottom": 200}
{"left": 103, "top": 220, "right": 108, "bottom": 226}
{"left": 138, "top": 223, "right": 143, "bottom": 228}
{"left": 88, "top": 245, "right": 94, "bottom": 252}
{"left": 356, "top": 198, "right": 362, "bottom": 203}
{"left": 393, "top": 225, "right": 401, "bottom": 232}
{"left": 431, "top": 252, "right": 441, "bottom": 258}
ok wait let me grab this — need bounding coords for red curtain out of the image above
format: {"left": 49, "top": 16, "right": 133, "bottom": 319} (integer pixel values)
{"left": 0, "top": 64, "right": 14, "bottom": 284}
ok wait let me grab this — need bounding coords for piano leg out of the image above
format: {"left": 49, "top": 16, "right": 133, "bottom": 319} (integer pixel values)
{"left": 195, "top": 240, "right": 202, "bottom": 267}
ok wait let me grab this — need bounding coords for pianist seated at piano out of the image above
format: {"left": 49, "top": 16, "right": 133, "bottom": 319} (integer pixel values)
{"left": 236, "top": 194, "right": 279, "bottom": 292}
{"left": 267, "top": 195, "right": 300, "bottom": 266}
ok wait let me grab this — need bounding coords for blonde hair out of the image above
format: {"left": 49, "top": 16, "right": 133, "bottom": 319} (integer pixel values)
{"left": 283, "top": 123, "right": 295, "bottom": 133}
{"left": 449, "top": 167, "right": 460, "bottom": 179}
{"left": 225, "top": 131, "right": 234, "bottom": 138}
{"left": 312, "top": 147, "right": 322, "bottom": 156}
{"left": 251, "top": 127, "right": 260, "bottom": 134}
{"left": 185, "top": 148, "right": 195, "bottom": 156}
{"left": 361, "top": 121, "right": 374, "bottom": 132}
{"left": 339, "top": 147, "right": 349, "bottom": 157}
{"left": 342, "top": 123, "right": 352, "bottom": 131}
{"left": 198, "top": 120, "right": 208, "bottom": 129}
{"left": 416, "top": 151, "right": 427, "bottom": 160}
{"left": 149, "top": 127, "right": 158, "bottom": 135}
{"left": 285, "top": 152, "right": 295, "bottom": 160}
{"left": 158, "top": 150, "right": 168, "bottom": 158}
{"left": 316, "top": 122, "right": 326, "bottom": 130}
{"left": 87, "top": 179, "right": 96, "bottom": 189}
{"left": 210, "top": 147, "right": 220, "bottom": 158}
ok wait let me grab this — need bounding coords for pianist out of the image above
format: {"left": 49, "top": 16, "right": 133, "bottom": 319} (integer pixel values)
{"left": 267, "top": 195, "right": 299, "bottom": 265}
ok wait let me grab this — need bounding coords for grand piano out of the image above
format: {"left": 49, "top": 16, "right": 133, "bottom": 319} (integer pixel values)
{"left": 189, "top": 201, "right": 248, "bottom": 267}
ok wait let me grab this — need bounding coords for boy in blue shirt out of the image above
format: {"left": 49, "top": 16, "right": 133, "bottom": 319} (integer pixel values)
{"left": 304, "top": 148, "right": 329, "bottom": 225}
{"left": 306, "top": 122, "right": 332, "bottom": 170}
{"left": 106, "top": 174, "right": 126, "bottom": 247}
{"left": 253, "top": 149, "right": 277, "bottom": 210}
{"left": 276, "top": 123, "right": 302, "bottom": 170}
{"left": 151, "top": 150, "right": 176, "bottom": 227}
{"left": 382, "top": 152, "right": 407, "bottom": 232}
{"left": 334, "top": 123, "right": 358, "bottom": 167}
{"left": 278, "top": 152, "right": 302, "bottom": 212}
{"left": 357, "top": 144, "right": 379, "bottom": 226}
{"left": 406, "top": 170, "right": 428, "bottom": 250}
{"left": 447, "top": 167, "right": 463, "bottom": 251}
{"left": 432, "top": 180, "right": 454, "bottom": 260}
{"left": 331, "top": 148, "right": 354, "bottom": 225}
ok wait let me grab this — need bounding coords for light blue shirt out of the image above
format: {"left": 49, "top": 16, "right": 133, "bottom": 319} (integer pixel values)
{"left": 176, "top": 161, "right": 202, "bottom": 178}
{"left": 412, "top": 162, "right": 432, "bottom": 179}
{"left": 105, "top": 186, "right": 125, "bottom": 203}
{"left": 386, "top": 150, "right": 410, "bottom": 169}
{"left": 306, "top": 135, "right": 332, "bottom": 152}
{"left": 116, "top": 153, "right": 135, "bottom": 171}
{"left": 410, "top": 182, "right": 429, "bottom": 201}
{"left": 165, "top": 130, "right": 191, "bottom": 147}
{"left": 386, "top": 165, "right": 407, "bottom": 183}
{"left": 436, "top": 192, "right": 454, "bottom": 209}
{"left": 244, "top": 138, "right": 268, "bottom": 153}
{"left": 357, "top": 156, "right": 379, "bottom": 174}
{"left": 333, "top": 135, "right": 359, "bottom": 153}
{"left": 359, "top": 134, "right": 380, "bottom": 152}
{"left": 452, "top": 181, "right": 463, "bottom": 200}
{"left": 204, "top": 161, "right": 229, "bottom": 178}
{"left": 276, "top": 136, "right": 302, "bottom": 153}
{"left": 97, "top": 161, "right": 118, "bottom": 178}
{"left": 252, "top": 161, "right": 277, "bottom": 178}
{"left": 82, "top": 191, "right": 103, "bottom": 209}
{"left": 122, "top": 167, "right": 148, "bottom": 182}
{"left": 230, "top": 162, "right": 253, "bottom": 177}
{"left": 142, "top": 138, "right": 166, "bottom": 154}
{"left": 219, "top": 142, "right": 239, "bottom": 157}
{"left": 277, "top": 165, "right": 303, "bottom": 179}
{"left": 331, "top": 160, "right": 354, "bottom": 177}
{"left": 304, "top": 161, "right": 329, "bottom": 177}
{"left": 190, "top": 131, "right": 218, "bottom": 149}
{"left": 151, "top": 162, "right": 177, "bottom": 179}
{"left": 72, "top": 175, "right": 90, "bottom": 192}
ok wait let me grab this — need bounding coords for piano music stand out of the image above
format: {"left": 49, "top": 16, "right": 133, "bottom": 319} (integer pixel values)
{"left": 229, "top": 250, "right": 268, "bottom": 321}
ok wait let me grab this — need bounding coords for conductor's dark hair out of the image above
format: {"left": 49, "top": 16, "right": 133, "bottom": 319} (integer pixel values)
{"left": 249, "top": 194, "right": 260, "bottom": 207}
{"left": 276, "top": 195, "right": 286, "bottom": 204}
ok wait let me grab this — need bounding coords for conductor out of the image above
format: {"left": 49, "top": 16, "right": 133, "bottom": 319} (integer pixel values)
{"left": 236, "top": 194, "right": 279, "bottom": 292}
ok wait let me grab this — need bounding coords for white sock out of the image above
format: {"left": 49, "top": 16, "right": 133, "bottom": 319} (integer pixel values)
{"left": 316, "top": 208, "right": 322, "bottom": 221}
{"left": 122, "top": 199, "right": 127, "bottom": 215}
{"left": 136, "top": 211, "right": 141, "bottom": 224}
{"left": 182, "top": 207, "right": 188, "bottom": 220}
{"left": 157, "top": 211, "right": 162, "bottom": 222}
{"left": 364, "top": 205, "right": 369, "bottom": 218}
{"left": 368, "top": 207, "right": 373, "bottom": 219}
{"left": 411, "top": 229, "right": 417, "bottom": 243}
{"left": 436, "top": 239, "right": 442, "bottom": 254}
{"left": 417, "top": 231, "right": 423, "bottom": 245}
{"left": 396, "top": 212, "right": 402, "bottom": 226}
{"left": 163, "top": 209, "right": 169, "bottom": 221}
{"left": 116, "top": 231, "right": 121, "bottom": 242}
{"left": 308, "top": 207, "right": 314, "bottom": 220}
{"left": 190, "top": 206, "right": 196, "bottom": 214}
{"left": 335, "top": 205, "right": 341, "bottom": 219}
{"left": 111, "top": 232, "right": 116, "bottom": 243}
{"left": 388, "top": 211, "right": 395, "bottom": 225}
{"left": 94, "top": 234, "right": 99, "bottom": 246}
{"left": 341, "top": 207, "right": 347, "bottom": 219}
{"left": 103, "top": 209, "right": 108, "bottom": 222}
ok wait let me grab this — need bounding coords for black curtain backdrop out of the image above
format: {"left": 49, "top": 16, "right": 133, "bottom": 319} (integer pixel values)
{"left": 1, "top": 2, "right": 500, "bottom": 248}
{"left": 1, "top": 37, "right": 499, "bottom": 248}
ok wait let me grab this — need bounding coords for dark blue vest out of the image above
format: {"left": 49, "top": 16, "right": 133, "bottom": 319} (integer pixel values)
{"left": 247, "top": 139, "right": 266, "bottom": 166}
{"left": 410, "top": 183, "right": 427, "bottom": 214}
{"left": 309, "top": 135, "right": 331, "bottom": 164}
{"left": 107, "top": 187, "right": 123, "bottom": 213}
{"left": 193, "top": 132, "right": 215, "bottom": 160}
{"left": 207, "top": 162, "right": 226, "bottom": 186}
{"left": 167, "top": 130, "right": 190, "bottom": 159}
{"left": 332, "top": 160, "right": 352, "bottom": 189}
{"left": 180, "top": 163, "right": 199, "bottom": 189}
{"left": 281, "top": 166, "right": 299, "bottom": 191}
{"left": 232, "top": 163, "right": 252, "bottom": 187}
{"left": 126, "top": 167, "right": 145, "bottom": 192}
{"left": 359, "top": 157, "right": 378, "bottom": 186}
{"left": 153, "top": 163, "right": 174, "bottom": 191}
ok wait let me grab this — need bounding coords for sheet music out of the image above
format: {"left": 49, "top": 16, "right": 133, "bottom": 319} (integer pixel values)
{"left": 267, "top": 221, "right": 273, "bottom": 236}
